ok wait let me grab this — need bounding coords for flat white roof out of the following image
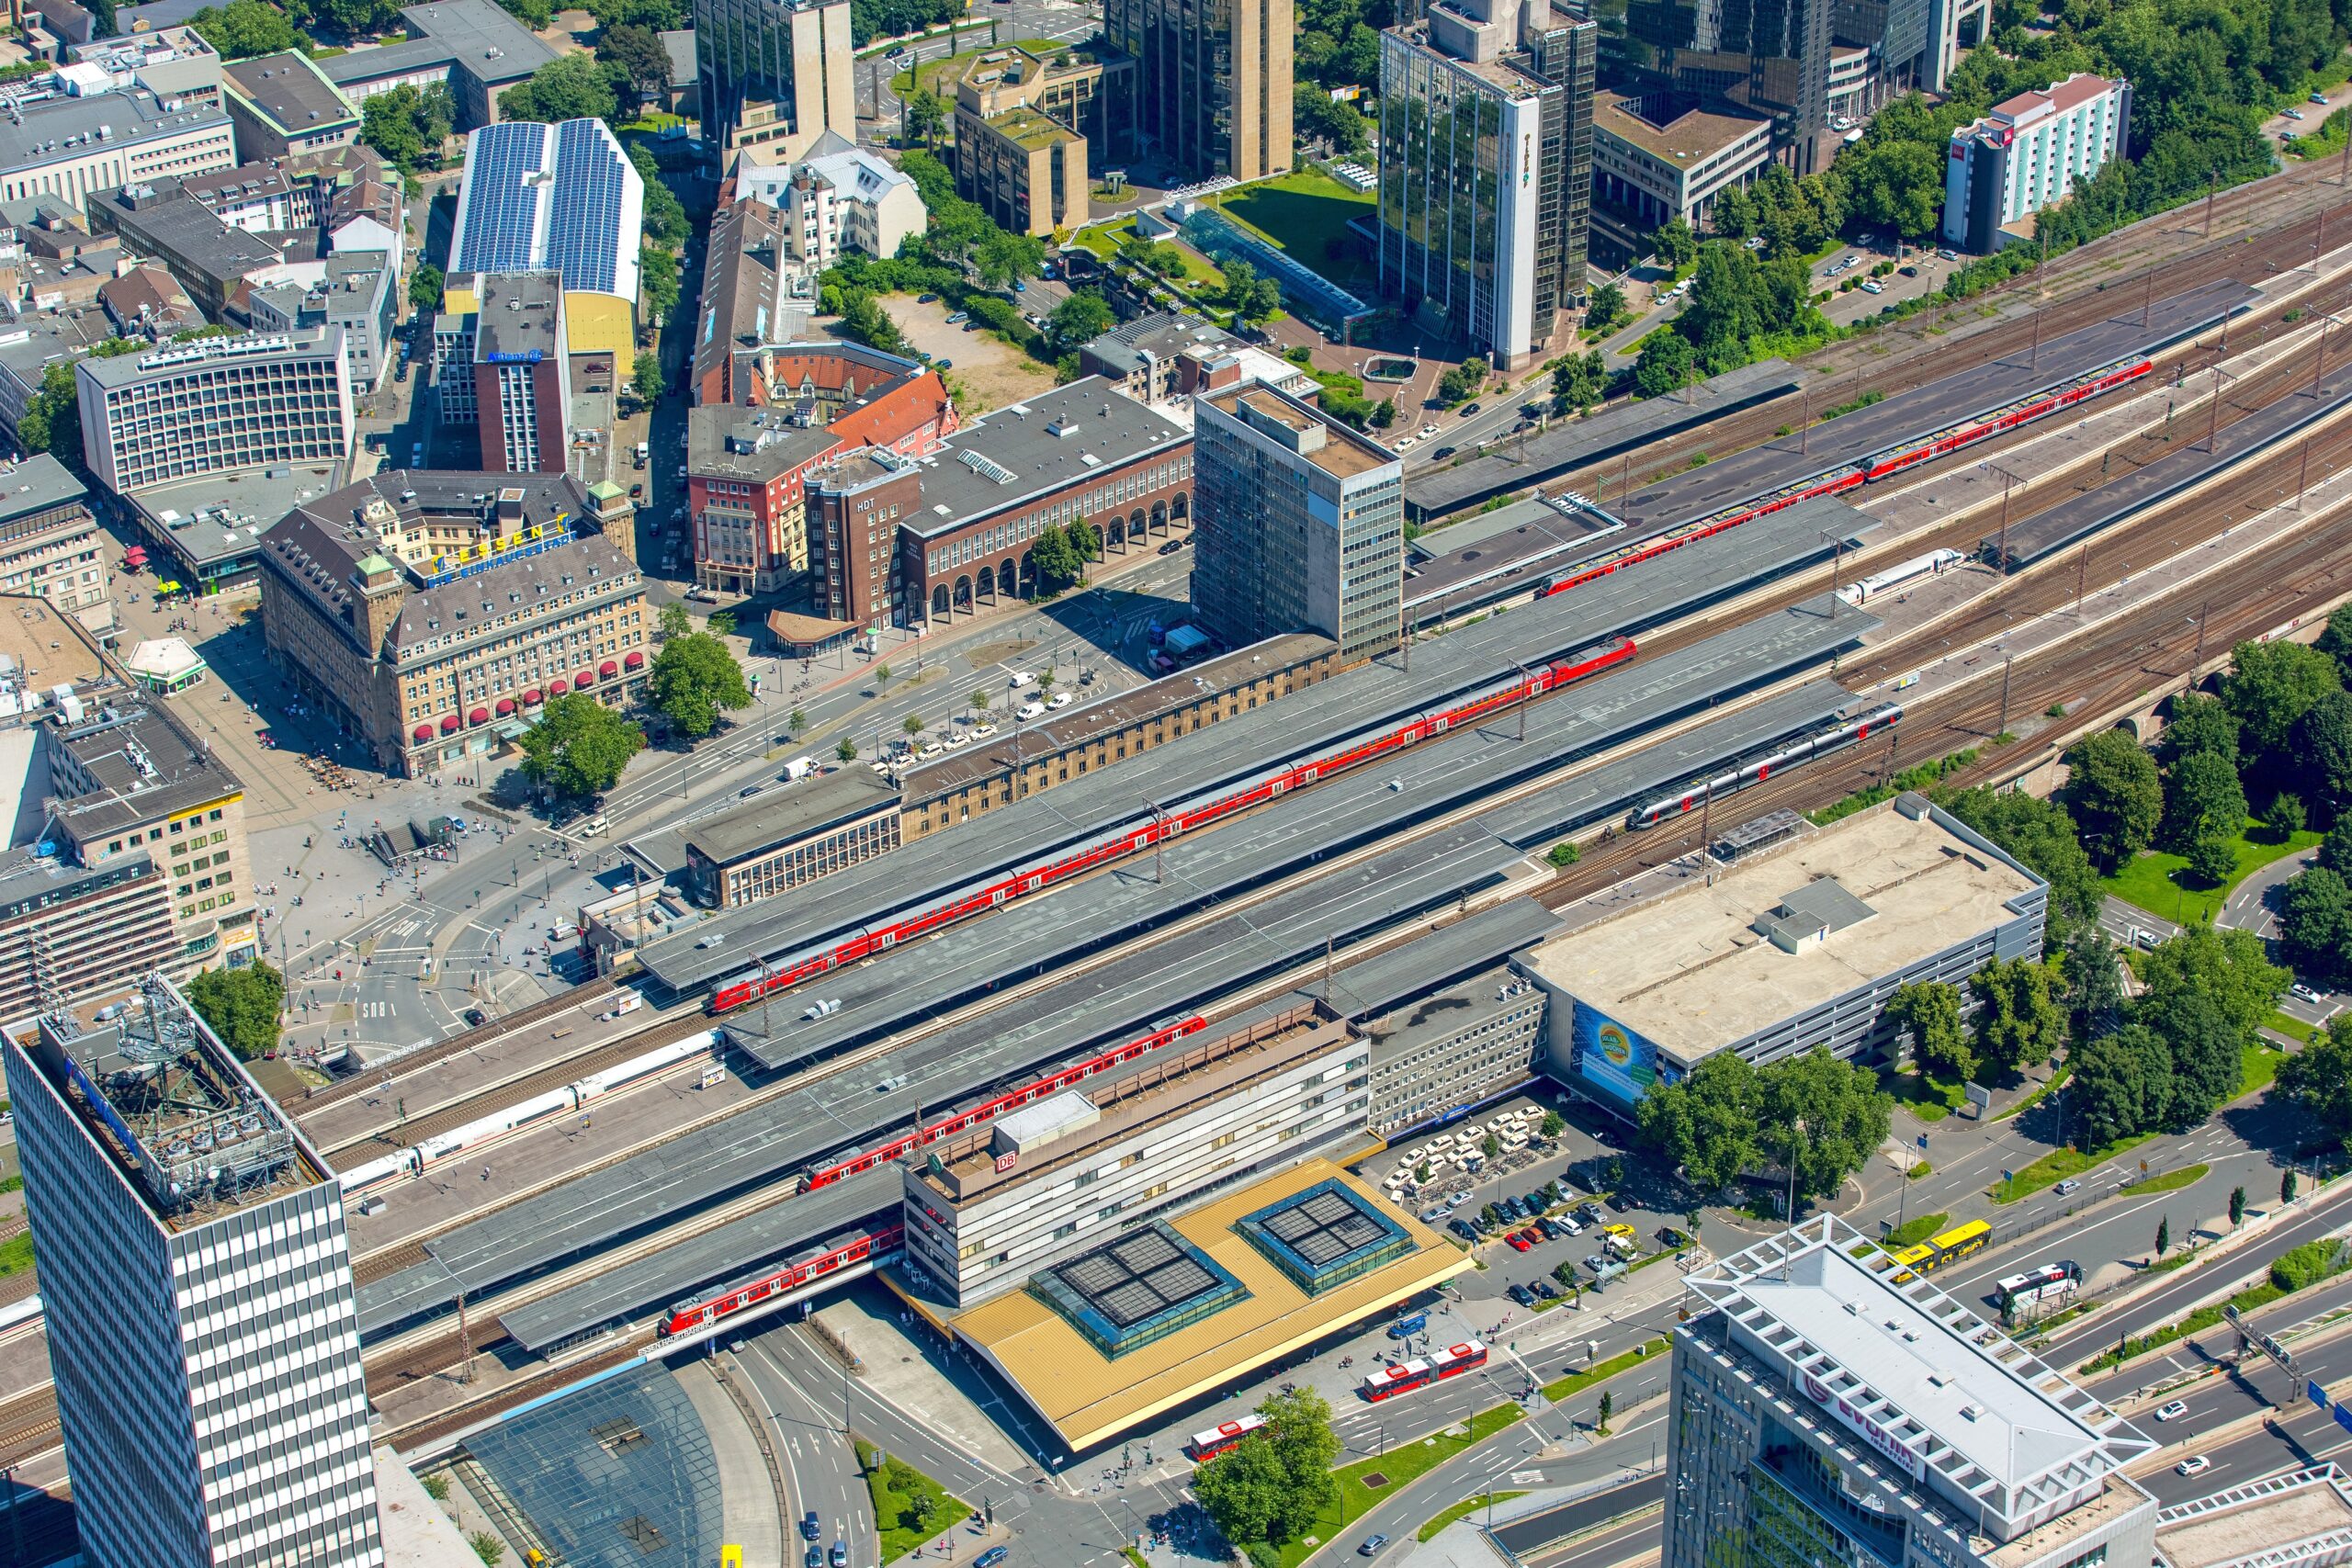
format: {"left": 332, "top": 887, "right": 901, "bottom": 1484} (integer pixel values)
{"left": 1690, "top": 1216, "right": 2151, "bottom": 1534}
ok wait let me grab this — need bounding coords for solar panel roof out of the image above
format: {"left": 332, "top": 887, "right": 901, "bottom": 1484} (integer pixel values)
{"left": 1047, "top": 1227, "right": 1227, "bottom": 1329}
{"left": 449, "top": 118, "right": 641, "bottom": 299}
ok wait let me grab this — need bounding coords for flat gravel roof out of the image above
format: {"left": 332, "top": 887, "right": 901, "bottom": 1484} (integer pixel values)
{"left": 1615, "top": 278, "right": 2256, "bottom": 535}
{"left": 639, "top": 495, "right": 1859, "bottom": 993}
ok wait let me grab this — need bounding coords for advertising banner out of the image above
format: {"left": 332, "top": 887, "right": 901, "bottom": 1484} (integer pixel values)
{"left": 1571, "top": 999, "right": 1660, "bottom": 1107}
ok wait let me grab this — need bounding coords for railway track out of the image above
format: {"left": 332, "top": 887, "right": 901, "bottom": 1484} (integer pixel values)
{"left": 0, "top": 1384, "right": 59, "bottom": 1471}
{"left": 298, "top": 971, "right": 619, "bottom": 1113}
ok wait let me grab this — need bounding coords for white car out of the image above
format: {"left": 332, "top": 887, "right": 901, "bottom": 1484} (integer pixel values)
{"left": 918, "top": 741, "right": 944, "bottom": 759}
{"left": 1047, "top": 692, "right": 1072, "bottom": 708}
{"left": 2293, "top": 982, "right": 2328, "bottom": 1004}
{"left": 1017, "top": 700, "right": 1046, "bottom": 720}
{"left": 971, "top": 721, "right": 998, "bottom": 738}
{"left": 1419, "top": 423, "right": 1441, "bottom": 438}
{"left": 1860, "top": 279, "right": 1885, "bottom": 295}
{"left": 1396, "top": 435, "right": 1417, "bottom": 450}
{"left": 944, "top": 731, "right": 970, "bottom": 749}
{"left": 2154, "top": 1401, "right": 2189, "bottom": 1422}
{"left": 2177, "top": 1456, "right": 2211, "bottom": 1476}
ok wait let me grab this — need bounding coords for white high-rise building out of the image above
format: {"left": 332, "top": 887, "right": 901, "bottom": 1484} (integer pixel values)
{"left": 6, "top": 975, "right": 382, "bottom": 1568}
{"left": 1941, "top": 73, "right": 2131, "bottom": 253}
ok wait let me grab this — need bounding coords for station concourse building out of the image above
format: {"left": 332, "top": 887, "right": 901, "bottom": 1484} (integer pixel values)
{"left": 1513, "top": 792, "right": 2048, "bottom": 1117}
{"left": 1668, "top": 1215, "right": 2158, "bottom": 1568}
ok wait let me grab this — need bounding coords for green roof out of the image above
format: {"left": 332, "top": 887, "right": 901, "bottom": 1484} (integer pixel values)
{"left": 589, "top": 480, "right": 627, "bottom": 501}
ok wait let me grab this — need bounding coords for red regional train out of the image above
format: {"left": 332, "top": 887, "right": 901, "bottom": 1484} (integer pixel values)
{"left": 1533, "top": 355, "right": 2154, "bottom": 602}
{"left": 659, "top": 1223, "right": 904, "bottom": 1337}
{"left": 707, "top": 637, "right": 1638, "bottom": 1016}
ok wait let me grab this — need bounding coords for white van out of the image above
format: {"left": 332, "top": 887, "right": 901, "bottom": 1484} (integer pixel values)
{"left": 1008, "top": 671, "right": 1036, "bottom": 688}
{"left": 577, "top": 813, "right": 609, "bottom": 838}
{"left": 1017, "top": 700, "right": 1046, "bottom": 720}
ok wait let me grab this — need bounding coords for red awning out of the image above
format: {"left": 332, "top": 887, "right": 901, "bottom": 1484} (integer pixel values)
{"left": 413, "top": 724, "right": 434, "bottom": 743}
{"left": 522, "top": 688, "right": 543, "bottom": 705}
{"left": 123, "top": 547, "right": 148, "bottom": 564}
{"left": 577, "top": 668, "right": 595, "bottom": 687}
{"left": 548, "top": 678, "right": 569, "bottom": 695}
{"left": 439, "top": 715, "right": 459, "bottom": 734}
{"left": 495, "top": 698, "right": 516, "bottom": 716}
{"left": 599, "top": 660, "right": 619, "bottom": 678}
{"left": 623, "top": 650, "right": 645, "bottom": 671}
{"left": 469, "top": 706, "right": 491, "bottom": 725}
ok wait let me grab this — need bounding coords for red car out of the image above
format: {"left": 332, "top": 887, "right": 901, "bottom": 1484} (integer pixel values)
{"left": 1507, "top": 1231, "right": 1533, "bottom": 1252}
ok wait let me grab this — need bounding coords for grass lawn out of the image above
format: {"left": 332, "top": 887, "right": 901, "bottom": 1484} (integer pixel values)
{"left": 1890, "top": 1070, "right": 1964, "bottom": 1122}
{"left": 1992, "top": 1134, "right": 2154, "bottom": 1203}
{"left": 1072, "top": 217, "right": 1136, "bottom": 260}
{"left": 1419, "top": 1492, "right": 1528, "bottom": 1542}
{"left": 2100, "top": 823, "right": 2322, "bottom": 928}
{"left": 1540, "top": 1337, "right": 1669, "bottom": 1404}
{"left": 2267, "top": 1010, "right": 2318, "bottom": 1044}
{"left": 1213, "top": 168, "right": 1374, "bottom": 277}
{"left": 1884, "top": 1213, "right": 1950, "bottom": 1249}
{"left": 2120, "top": 1161, "right": 2210, "bottom": 1196}
{"left": 1997, "top": 1058, "right": 2074, "bottom": 1122}
{"left": 855, "top": 1441, "right": 966, "bottom": 1563}
{"left": 2244, "top": 1039, "right": 2290, "bottom": 1095}
{"left": 0, "top": 1231, "right": 28, "bottom": 1278}
{"left": 1272, "top": 1405, "right": 1525, "bottom": 1568}
{"left": 891, "top": 38, "right": 1062, "bottom": 93}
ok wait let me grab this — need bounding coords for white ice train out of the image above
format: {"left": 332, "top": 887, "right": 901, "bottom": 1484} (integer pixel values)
{"left": 1836, "top": 547, "right": 1965, "bottom": 607}
{"left": 335, "top": 1029, "right": 725, "bottom": 1199}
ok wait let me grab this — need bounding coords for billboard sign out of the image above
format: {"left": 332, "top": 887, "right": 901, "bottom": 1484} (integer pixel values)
{"left": 484, "top": 349, "right": 545, "bottom": 365}
{"left": 1570, "top": 1000, "right": 1660, "bottom": 1107}
{"left": 1801, "top": 1369, "right": 1926, "bottom": 1481}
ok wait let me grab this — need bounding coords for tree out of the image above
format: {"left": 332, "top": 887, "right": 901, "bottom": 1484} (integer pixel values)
{"left": 16, "top": 360, "right": 83, "bottom": 460}
{"left": 1637, "top": 1051, "right": 1760, "bottom": 1192}
{"left": 2320, "top": 603, "right": 2352, "bottom": 683}
{"left": 2222, "top": 638, "right": 2343, "bottom": 760}
{"left": 2138, "top": 925, "right": 2286, "bottom": 1044}
{"left": 1193, "top": 1434, "right": 1288, "bottom": 1547}
{"left": 2279, "top": 866, "right": 2352, "bottom": 984}
{"left": 1760, "top": 1047, "right": 1893, "bottom": 1205}
{"left": 650, "top": 631, "right": 752, "bottom": 739}
{"left": 902, "top": 713, "right": 925, "bottom": 740}
{"left": 2068, "top": 1025, "right": 2170, "bottom": 1147}
{"left": 836, "top": 736, "right": 858, "bottom": 762}
{"left": 1540, "top": 1110, "right": 1565, "bottom": 1140}
{"left": 2155, "top": 1214, "right": 2171, "bottom": 1256}
{"left": 656, "top": 601, "right": 692, "bottom": 642}
{"left": 969, "top": 689, "right": 991, "bottom": 718}
{"left": 1650, "top": 218, "right": 1698, "bottom": 268}
{"left": 1293, "top": 82, "right": 1371, "bottom": 155}
{"left": 1940, "top": 784, "right": 2103, "bottom": 940}
{"left": 1482, "top": 1132, "right": 1502, "bottom": 1161}
{"left": 2301, "top": 690, "right": 2352, "bottom": 810}
{"left": 2324, "top": 820, "right": 2352, "bottom": 875}
{"left": 469, "top": 1532, "right": 507, "bottom": 1567}
{"left": 518, "top": 693, "right": 645, "bottom": 797}
{"left": 628, "top": 142, "right": 690, "bottom": 247}
{"left": 908, "top": 1491, "right": 940, "bottom": 1532}
{"left": 502, "top": 52, "right": 620, "bottom": 124}
{"left": 904, "top": 87, "right": 947, "bottom": 150}
{"left": 1586, "top": 282, "right": 1628, "bottom": 337}
{"left": 2231, "top": 1185, "right": 2247, "bottom": 1226}
{"left": 633, "top": 350, "right": 666, "bottom": 406}
{"left": 1633, "top": 332, "right": 1696, "bottom": 399}
{"left": 2064, "top": 730, "right": 2164, "bottom": 869}
{"left": 1259, "top": 1387, "right": 1340, "bottom": 1539}
{"left": 1551, "top": 350, "right": 1609, "bottom": 417}
{"left": 599, "top": 22, "right": 674, "bottom": 109}
{"left": 2061, "top": 928, "right": 2127, "bottom": 1040}
{"left": 2162, "top": 750, "right": 2246, "bottom": 861}
{"left": 787, "top": 708, "right": 807, "bottom": 737}
{"left": 2277, "top": 1010, "right": 2352, "bottom": 1146}
{"left": 189, "top": 0, "right": 302, "bottom": 57}
{"left": 184, "top": 961, "right": 285, "bottom": 1061}
{"left": 2146, "top": 988, "right": 2243, "bottom": 1127}
{"left": 1969, "top": 958, "right": 2067, "bottom": 1077}
{"left": 1046, "top": 289, "right": 1114, "bottom": 355}
{"left": 1032, "top": 524, "right": 1087, "bottom": 592}
{"left": 2287, "top": 1168, "right": 2302, "bottom": 1204}
{"left": 1845, "top": 139, "right": 1946, "bottom": 238}
{"left": 2159, "top": 692, "right": 2240, "bottom": 773}
{"left": 360, "top": 88, "right": 426, "bottom": 171}
{"left": 1596, "top": 1390, "right": 1614, "bottom": 1435}
{"left": 2273, "top": 790, "right": 2311, "bottom": 837}
{"left": 640, "top": 243, "right": 682, "bottom": 321}
{"left": 409, "top": 262, "right": 445, "bottom": 314}
{"left": 1886, "top": 980, "right": 1972, "bottom": 1081}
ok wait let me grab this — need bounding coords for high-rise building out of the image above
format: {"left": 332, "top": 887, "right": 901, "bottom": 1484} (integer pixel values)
{"left": 1668, "top": 1215, "right": 2158, "bottom": 1568}
{"left": 1942, "top": 73, "right": 2130, "bottom": 254}
{"left": 444, "top": 118, "right": 644, "bottom": 361}
{"left": 693, "top": 0, "right": 856, "bottom": 158}
{"left": 1105, "top": 0, "right": 1292, "bottom": 181}
{"left": 1375, "top": 0, "right": 1594, "bottom": 369}
{"left": 1193, "top": 382, "right": 1403, "bottom": 664}
{"left": 1614, "top": 0, "right": 1834, "bottom": 171}
{"left": 6, "top": 974, "right": 382, "bottom": 1568}
{"left": 74, "top": 329, "right": 356, "bottom": 496}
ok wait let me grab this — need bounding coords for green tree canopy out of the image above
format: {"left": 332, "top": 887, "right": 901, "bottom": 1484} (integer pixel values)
{"left": 503, "top": 52, "right": 620, "bottom": 124}
{"left": 360, "top": 88, "right": 426, "bottom": 171}
{"left": 2138, "top": 925, "right": 2287, "bottom": 1043}
{"left": 2300, "top": 691, "right": 2352, "bottom": 811}
{"left": 1844, "top": 139, "right": 1946, "bottom": 237}
{"left": 1650, "top": 218, "right": 1698, "bottom": 268}
{"left": 1970, "top": 957, "right": 2067, "bottom": 1077}
{"left": 1886, "top": 979, "right": 1973, "bottom": 1081}
{"left": 2149, "top": 987, "right": 2246, "bottom": 1127}
{"left": 649, "top": 630, "right": 752, "bottom": 739}
{"left": 184, "top": 961, "right": 286, "bottom": 1061}
{"left": 2278, "top": 1014, "right": 2352, "bottom": 1148}
{"left": 2319, "top": 603, "right": 2352, "bottom": 683}
{"left": 409, "top": 262, "right": 446, "bottom": 314}
{"left": 633, "top": 350, "right": 666, "bottom": 406}
{"left": 2223, "top": 638, "right": 2343, "bottom": 759}
{"left": 1764, "top": 1047, "right": 1893, "bottom": 1205}
{"left": 1046, "top": 289, "right": 1114, "bottom": 355}
{"left": 1633, "top": 332, "right": 1696, "bottom": 399}
{"left": 2161, "top": 749, "right": 2247, "bottom": 861}
{"left": 599, "top": 22, "right": 673, "bottom": 108}
{"left": 1939, "top": 784, "right": 2102, "bottom": 940}
{"left": 2279, "top": 865, "right": 2352, "bottom": 985}
{"left": 190, "top": 0, "right": 302, "bottom": 57}
{"left": 2064, "top": 729, "right": 2164, "bottom": 869}
{"left": 518, "top": 694, "right": 644, "bottom": 797}
{"left": 2060, "top": 928, "right": 2127, "bottom": 1040}
{"left": 2159, "top": 692, "right": 2240, "bottom": 773}
{"left": 1192, "top": 1388, "right": 1340, "bottom": 1550}
{"left": 1636, "top": 1052, "right": 1761, "bottom": 1192}
{"left": 1031, "top": 524, "right": 1087, "bottom": 592}
{"left": 2067, "top": 1023, "right": 2169, "bottom": 1148}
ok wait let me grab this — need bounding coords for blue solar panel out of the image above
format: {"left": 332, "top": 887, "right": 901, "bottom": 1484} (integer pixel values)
{"left": 453, "top": 122, "right": 553, "bottom": 276}
{"left": 454, "top": 120, "right": 636, "bottom": 299}
{"left": 548, "top": 119, "right": 628, "bottom": 295}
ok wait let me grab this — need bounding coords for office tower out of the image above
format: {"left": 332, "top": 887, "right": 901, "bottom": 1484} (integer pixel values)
{"left": 1193, "top": 382, "right": 1403, "bottom": 663}
{"left": 6, "top": 975, "right": 382, "bottom": 1568}
{"left": 1617, "top": 0, "right": 1833, "bottom": 171}
{"left": 444, "top": 118, "right": 644, "bottom": 361}
{"left": 693, "top": 0, "right": 856, "bottom": 156}
{"left": 1668, "top": 1216, "right": 2158, "bottom": 1568}
{"left": 1375, "top": 0, "right": 1594, "bottom": 369}
{"left": 75, "top": 329, "right": 356, "bottom": 495}
{"left": 1105, "top": 0, "right": 1292, "bottom": 181}
{"left": 1942, "top": 74, "right": 2130, "bottom": 253}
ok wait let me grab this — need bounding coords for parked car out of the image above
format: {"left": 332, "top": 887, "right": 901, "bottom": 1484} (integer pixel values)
{"left": 2286, "top": 107, "right": 2307, "bottom": 119}
{"left": 2315, "top": 91, "right": 2333, "bottom": 104}
{"left": 1507, "top": 1231, "right": 1532, "bottom": 1252}
{"left": 1159, "top": 537, "right": 1186, "bottom": 555}
{"left": 2293, "top": 982, "right": 2328, "bottom": 1003}
{"left": 1508, "top": 1282, "right": 1536, "bottom": 1305}
{"left": 1047, "top": 691, "right": 1072, "bottom": 708}
{"left": 1451, "top": 1218, "right": 1479, "bottom": 1241}
{"left": 945, "top": 310, "right": 969, "bottom": 323}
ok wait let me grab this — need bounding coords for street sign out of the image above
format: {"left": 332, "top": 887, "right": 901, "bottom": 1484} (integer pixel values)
{"left": 2335, "top": 1403, "right": 2352, "bottom": 1437}
{"left": 2312, "top": 1381, "right": 2331, "bottom": 1412}
{"left": 1917, "top": 1134, "right": 1929, "bottom": 1150}
{"left": 1964, "top": 1082, "right": 1993, "bottom": 1114}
